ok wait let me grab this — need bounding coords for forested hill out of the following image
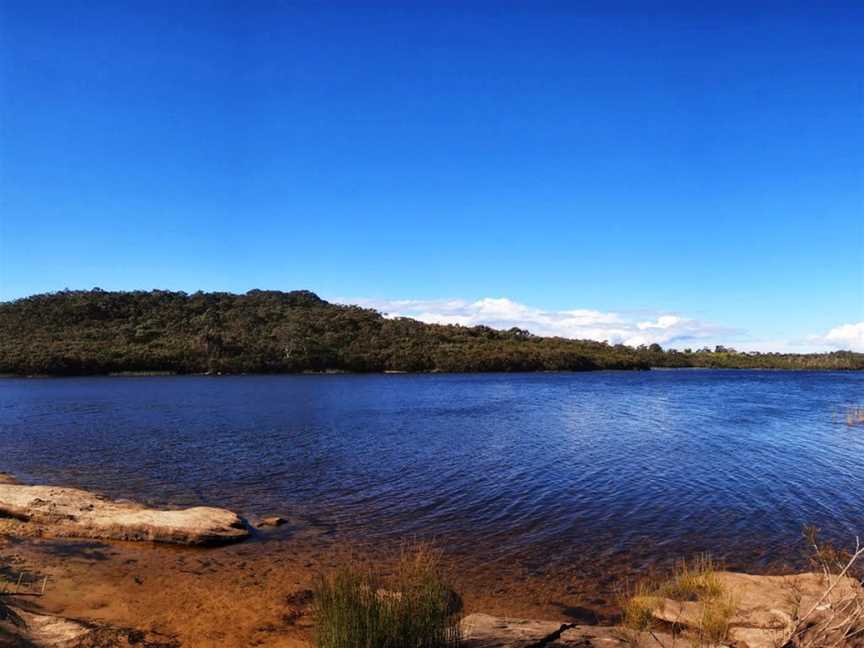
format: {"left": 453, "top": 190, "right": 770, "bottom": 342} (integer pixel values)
{"left": 1, "top": 290, "right": 862, "bottom": 375}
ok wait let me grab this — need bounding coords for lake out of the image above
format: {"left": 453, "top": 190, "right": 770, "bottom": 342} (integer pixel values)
{"left": 1, "top": 371, "right": 863, "bottom": 573}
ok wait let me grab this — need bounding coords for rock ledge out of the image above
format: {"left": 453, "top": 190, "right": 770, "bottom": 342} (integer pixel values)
{"left": 0, "top": 483, "right": 248, "bottom": 546}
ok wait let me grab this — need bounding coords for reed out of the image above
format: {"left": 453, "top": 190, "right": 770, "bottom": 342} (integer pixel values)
{"left": 313, "top": 543, "right": 461, "bottom": 648}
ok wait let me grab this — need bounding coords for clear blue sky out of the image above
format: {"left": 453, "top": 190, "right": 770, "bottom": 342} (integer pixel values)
{"left": 1, "top": 1, "right": 862, "bottom": 350}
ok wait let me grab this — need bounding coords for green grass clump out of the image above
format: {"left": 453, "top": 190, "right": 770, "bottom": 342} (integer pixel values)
{"left": 313, "top": 544, "right": 461, "bottom": 648}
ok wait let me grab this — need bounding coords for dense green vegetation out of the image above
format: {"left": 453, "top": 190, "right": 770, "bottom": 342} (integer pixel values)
{"left": 1, "top": 289, "right": 862, "bottom": 375}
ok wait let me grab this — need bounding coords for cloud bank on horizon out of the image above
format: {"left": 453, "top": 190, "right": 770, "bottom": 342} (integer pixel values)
{"left": 817, "top": 322, "right": 864, "bottom": 353}
{"left": 342, "top": 296, "right": 864, "bottom": 353}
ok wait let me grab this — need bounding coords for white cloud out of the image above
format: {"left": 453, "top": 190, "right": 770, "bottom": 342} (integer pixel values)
{"left": 342, "top": 296, "right": 736, "bottom": 349}
{"left": 333, "top": 295, "right": 864, "bottom": 353}
{"left": 815, "top": 322, "right": 864, "bottom": 352}
{"left": 637, "top": 315, "right": 682, "bottom": 330}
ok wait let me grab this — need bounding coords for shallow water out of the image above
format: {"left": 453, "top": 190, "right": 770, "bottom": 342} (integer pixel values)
{"left": 1, "top": 371, "right": 862, "bottom": 572}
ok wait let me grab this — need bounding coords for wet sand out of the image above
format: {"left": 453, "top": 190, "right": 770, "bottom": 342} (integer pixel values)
{"left": 0, "top": 514, "right": 805, "bottom": 647}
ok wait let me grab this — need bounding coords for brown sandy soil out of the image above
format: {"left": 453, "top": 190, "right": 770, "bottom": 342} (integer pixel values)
{"left": 0, "top": 517, "right": 801, "bottom": 647}
{"left": 1, "top": 519, "right": 316, "bottom": 647}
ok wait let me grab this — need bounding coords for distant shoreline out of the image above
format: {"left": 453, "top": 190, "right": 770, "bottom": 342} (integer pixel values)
{"left": 3, "top": 289, "right": 862, "bottom": 375}
{"left": 1, "top": 366, "right": 862, "bottom": 379}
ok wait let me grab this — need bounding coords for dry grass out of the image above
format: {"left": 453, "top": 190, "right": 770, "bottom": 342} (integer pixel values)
{"left": 803, "top": 526, "right": 858, "bottom": 576}
{"left": 655, "top": 554, "right": 723, "bottom": 601}
{"left": 790, "top": 531, "right": 864, "bottom": 647}
{"left": 313, "top": 543, "right": 461, "bottom": 648}
{"left": 620, "top": 582, "right": 657, "bottom": 633}
{"left": 694, "top": 592, "right": 736, "bottom": 646}
{"left": 619, "top": 553, "right": 734, "bottom": 647}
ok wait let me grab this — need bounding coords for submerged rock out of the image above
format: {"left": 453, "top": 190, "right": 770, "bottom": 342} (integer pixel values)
{"left": 0, "top": 484, "right": 249, "bottom": 546}
{"left": 257, "top": 515, "right": 287, "bottom": 528}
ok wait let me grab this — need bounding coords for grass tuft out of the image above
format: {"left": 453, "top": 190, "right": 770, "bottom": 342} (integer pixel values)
{"left": 620, "top": 584, "right": 658, "bottom": 633}
{"left": 313, "top": 543, "right": 461, "bottom": 648}
{"left": 619, "top": 553, "right": 734, "bottom": 647}
{"left": 655, "top": 554, "right": 723, "bottom": 601}
{"left": 696, "top": 592, "right": 736, "bottom": 646}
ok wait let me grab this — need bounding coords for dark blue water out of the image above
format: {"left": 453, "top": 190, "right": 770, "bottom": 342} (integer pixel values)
{"left": 1, "top": 371, "right": 862, "bottom": 571}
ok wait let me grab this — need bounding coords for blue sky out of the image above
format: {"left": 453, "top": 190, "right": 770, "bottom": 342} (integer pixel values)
{"left": 1, "top": 1, "right": 862, "bottom": 350}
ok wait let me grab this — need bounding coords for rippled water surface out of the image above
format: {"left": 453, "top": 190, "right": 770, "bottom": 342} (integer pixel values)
{"left": 1, "top": 372, "right": 863, "bottom": 570}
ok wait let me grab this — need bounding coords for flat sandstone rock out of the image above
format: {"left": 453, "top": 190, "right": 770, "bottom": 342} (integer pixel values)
{"left": 460, "top": 613, "right": 673, "bottom": 648}
{"left": 461, "top": 571, "right": 864, "bottom": 648}
{"left": 0, "top": 483, "right": 248, "bottom": 546}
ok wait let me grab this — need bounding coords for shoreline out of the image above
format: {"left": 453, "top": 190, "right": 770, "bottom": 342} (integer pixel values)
{"left": 2, "top": 476, "right": 862, "bottom": 647}
{"left": 1, "top": 366, "right": 862, "bottom": 380}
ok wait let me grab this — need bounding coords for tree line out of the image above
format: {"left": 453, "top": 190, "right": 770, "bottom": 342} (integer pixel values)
{"left": 1, "top": 289, "right": 861, "bottom": 375}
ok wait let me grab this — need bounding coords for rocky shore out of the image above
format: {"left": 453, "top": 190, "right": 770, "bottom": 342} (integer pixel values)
{"left": 5, "top": 572, "right": 863, "bottom": 648}
{"left": 460, "top": 569, "right": 864, "bottom": 647}
{"left": 1, "top": 477, "right": 862, "bottom": 647}
{"left": 0, "top": 475, "right": 248, "bottom": 546}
